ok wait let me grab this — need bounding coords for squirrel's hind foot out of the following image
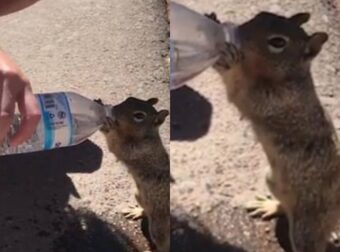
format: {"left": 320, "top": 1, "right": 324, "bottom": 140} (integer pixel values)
{"left": 122, "top": 205, "right": 144, "bottom": 220}
{"left": 245, "top": 195, "right": 283, "bottom": 220}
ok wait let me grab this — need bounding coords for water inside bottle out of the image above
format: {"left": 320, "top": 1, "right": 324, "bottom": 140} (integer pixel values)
{"left": 170, "top": 2, "right": 239, "bottom": 89}
{"left": 0, "top": 92, "right": 113, "bottom": 156}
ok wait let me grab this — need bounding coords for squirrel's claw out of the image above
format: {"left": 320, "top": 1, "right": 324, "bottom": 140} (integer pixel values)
{"left": 100, "top": 117, "right": 115, "bottom": 133}
{"left": 204, "top": 12, "right": 221, "bottom": 24}
{"left": 94, "top": 98, "right": 104, "bottom": 106}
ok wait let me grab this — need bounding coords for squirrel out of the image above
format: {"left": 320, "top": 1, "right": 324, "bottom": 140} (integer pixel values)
{"left": 95, "top": 97, "right": 170, "bottom": 252}
{"left": 207, "top": 11, "right": 339, "bottom": 252}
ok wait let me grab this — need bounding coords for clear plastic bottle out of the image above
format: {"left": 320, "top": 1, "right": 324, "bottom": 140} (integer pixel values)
{"left": 0, "top": 92, "right": 113, "bottom": 155}
{"left": 170, "top": 2, "right": 239, "bottom": 89}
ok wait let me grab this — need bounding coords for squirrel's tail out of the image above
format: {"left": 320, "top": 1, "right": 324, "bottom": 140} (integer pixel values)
{"left": 288, "top": 210, "right": 329, "bottom": 252}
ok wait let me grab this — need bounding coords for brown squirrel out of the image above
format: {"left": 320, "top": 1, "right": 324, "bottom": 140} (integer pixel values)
{"left": 207, "top": 11, "right": 339, "bottom": 252}
{"left": 95, "top": 97, "right": 170, "bottom": 252}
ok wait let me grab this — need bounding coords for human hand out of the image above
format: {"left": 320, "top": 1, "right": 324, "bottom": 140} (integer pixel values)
{"left": 0, "top": 0, "right": 40, "bottom": 16}
{"left": 0, "top": 50, "right": 40, "bottom": 146}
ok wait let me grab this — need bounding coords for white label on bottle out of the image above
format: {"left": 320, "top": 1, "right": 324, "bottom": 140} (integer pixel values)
{"left": 37, "top": 93, "right": 73, "bottom": 150}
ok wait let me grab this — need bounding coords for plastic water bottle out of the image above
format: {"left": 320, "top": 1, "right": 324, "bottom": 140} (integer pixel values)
{"left": 170, "top": 2, "right": 239, "bottom": 89}
{"left": 0, "top": 92, "right": 113, "bottom": 155}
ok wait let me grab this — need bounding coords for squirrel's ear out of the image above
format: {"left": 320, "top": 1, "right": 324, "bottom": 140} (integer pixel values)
{"left": 154, "top": 110, "right": 169, "bottom": 126}
{"left": 147, "top": 98, "right": 158, "bottom": 105}
{"left": 289, "top": 13, "right": 310, "bottom": 26}
{"left": 304, "top": 32, "right": 328, "bottom": 59}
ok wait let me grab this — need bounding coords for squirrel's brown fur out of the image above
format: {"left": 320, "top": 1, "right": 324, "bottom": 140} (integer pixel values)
{"left": 210, "top": 11, "right": 339, "bottom": 252}
{"left": 96, "top": 97, "right": 170, "bottom": 252}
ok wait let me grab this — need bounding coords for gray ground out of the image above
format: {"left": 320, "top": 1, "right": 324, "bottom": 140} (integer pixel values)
{"left": 170, "top": 0, "right": 340, "bottom": 251}
{"left": 0, "top": 0, "right": 169, "bottom": 251}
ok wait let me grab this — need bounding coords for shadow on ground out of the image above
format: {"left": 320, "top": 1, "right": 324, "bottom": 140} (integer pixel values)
{"left": 171, "top": 85, "right": 213, "bottom": 141}
{"left": 171, "top": 212, "right": 247, "bottom": 252}
{"left": 0, "top": 140, "right": 139, "bottom": 252}
{"left": 54, "top": 208, "right": 139, "bottom": 252}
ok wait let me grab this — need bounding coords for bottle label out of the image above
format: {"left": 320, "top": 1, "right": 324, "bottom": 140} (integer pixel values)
{"left": 37, "top": 93, "right": 73, "bottom": 150}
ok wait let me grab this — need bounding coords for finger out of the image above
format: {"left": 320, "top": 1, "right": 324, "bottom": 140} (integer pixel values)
{"left": 0, "top": 112, "right": 13, "bottom": 144}
{"left": 11, "top": 87, "right": 40, "bottom": 146}
{"left": 0, "top": 87, "right": 15, "bottom": 144}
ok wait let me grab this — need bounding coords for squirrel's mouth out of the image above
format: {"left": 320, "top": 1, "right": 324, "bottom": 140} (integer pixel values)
{"left": 114, "top": 119, "right": 119, "bottom": 127}
{"left": 110, "top": 107, "right": 120, "bottom": 128}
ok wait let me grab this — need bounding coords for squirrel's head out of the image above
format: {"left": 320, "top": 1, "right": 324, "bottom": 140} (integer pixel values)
{"left": 237, "top": 12, "right": 328, "bottom": 79}
{"left": 108, "top": 97, "right": 169, "bottom": 140}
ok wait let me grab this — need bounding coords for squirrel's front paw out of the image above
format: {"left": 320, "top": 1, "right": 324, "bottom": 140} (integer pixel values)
{"left": 100, "top": 117, "right": 115, "bottom": 133}
{"left": 216, "top": 42, "right": 243, "bottom": 69}
{"left": 204, "top": 12, "right": 221, "bottom": 24}
{"left": 94, "top": 98, "right": 104, "bottom": 106}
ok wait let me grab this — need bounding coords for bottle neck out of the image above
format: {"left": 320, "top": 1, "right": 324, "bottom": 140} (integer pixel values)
{"left": 103, "top": 105, "right": 114, "bottom": 119}
{"left": 222, "top": 22, "right": 240, "bottom": 49}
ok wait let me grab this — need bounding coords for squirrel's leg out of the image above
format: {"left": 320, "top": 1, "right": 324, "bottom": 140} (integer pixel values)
{"left": 288, "top": 210, "right": 329, "bottom": 252}
{"left": 148, "top": 215, "right": 170, "bottom": 252}
{"left": 122, "top": 193, "right": 145, "bottom": 220}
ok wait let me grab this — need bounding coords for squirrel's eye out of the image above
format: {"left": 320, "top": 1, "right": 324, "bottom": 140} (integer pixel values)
{"left": 133, "top": 111, "right": 147, "bottom": 122}
{"left": 267, "top": 35, "right": 289, "bottom": 53}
